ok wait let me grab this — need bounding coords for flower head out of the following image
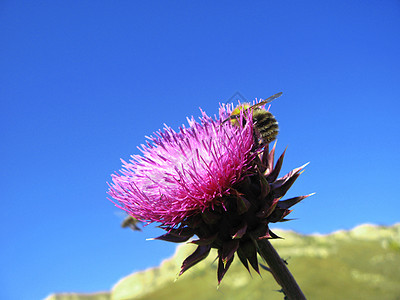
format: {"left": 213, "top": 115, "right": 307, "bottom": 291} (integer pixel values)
{"left": 108, "top": 105, "right": 256, "bottom": 227}
{"left": 108, "top": 100, "right": 310, "bottom": 283}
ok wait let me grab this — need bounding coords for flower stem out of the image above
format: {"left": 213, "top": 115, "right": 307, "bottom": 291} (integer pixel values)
{"left": 257, "top": 239, "right": 306, "bottom": 300}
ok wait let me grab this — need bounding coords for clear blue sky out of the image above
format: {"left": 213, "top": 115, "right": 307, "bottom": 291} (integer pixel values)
{"left": 1, "top": 1, "right": 399, "bottom": 299}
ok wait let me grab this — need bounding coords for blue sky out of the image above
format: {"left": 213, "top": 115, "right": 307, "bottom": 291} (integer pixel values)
{"left": 1, "top": 1, "right": 399, "bottom": 299}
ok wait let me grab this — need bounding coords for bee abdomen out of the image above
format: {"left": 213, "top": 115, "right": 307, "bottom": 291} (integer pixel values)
{"left": 252, "top": 110, "right": 279, "bottom": 144}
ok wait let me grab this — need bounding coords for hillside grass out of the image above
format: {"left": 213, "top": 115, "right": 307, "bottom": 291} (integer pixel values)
{"left": 46, "top": 224, "right": 400, "bottom": 300}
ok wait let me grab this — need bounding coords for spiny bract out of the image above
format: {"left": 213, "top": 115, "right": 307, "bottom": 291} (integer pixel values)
{"left": 155, "top": 142, "right": 310, "bottom": 283}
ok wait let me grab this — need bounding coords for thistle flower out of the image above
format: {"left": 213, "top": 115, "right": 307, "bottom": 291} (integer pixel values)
{"left": 108, "top": 101, "right": 310, "bottom": 291}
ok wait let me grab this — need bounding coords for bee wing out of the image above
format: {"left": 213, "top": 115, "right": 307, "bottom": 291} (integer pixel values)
{"left": 222, "top": 92, "right": 282, "bottom": 124}
{"left": 250, "top": 92, "right": 283, "bottom": 109}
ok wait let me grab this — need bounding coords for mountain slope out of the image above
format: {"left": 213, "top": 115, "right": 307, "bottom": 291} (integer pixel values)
{"left": 46, "top": 223, "right": 400, "bottom": 300}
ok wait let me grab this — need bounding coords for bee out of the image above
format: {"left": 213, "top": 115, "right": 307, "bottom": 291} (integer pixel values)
{"left": 223, "top": 92, "right": 282, "bottom": 146}
{"left": 121, "top": 215, "right": 141, "bottom": 231}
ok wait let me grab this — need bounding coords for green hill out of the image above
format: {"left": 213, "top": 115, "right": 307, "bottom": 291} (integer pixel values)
{"left": 45, "top": 223, "right": 400, "bottom": 300}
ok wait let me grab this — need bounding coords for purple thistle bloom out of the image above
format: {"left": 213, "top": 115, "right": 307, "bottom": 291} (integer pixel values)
{"left": 108, "top": 99, "right": 310, "bottom": 285}
{"left": 108, "top": 105, "right": 257, "bottom": 227}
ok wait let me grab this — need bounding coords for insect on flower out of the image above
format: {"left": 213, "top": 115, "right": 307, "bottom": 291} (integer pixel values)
{"left": 223, "top": 92, "right": 282, "bottom": 146}
{"left": 108, "top": 97, "right": 311, "bottom": 286}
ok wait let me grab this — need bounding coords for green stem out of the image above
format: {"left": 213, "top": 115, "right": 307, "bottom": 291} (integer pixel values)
{"left": 257, "top": 239, "right": 306, "bottom": 300}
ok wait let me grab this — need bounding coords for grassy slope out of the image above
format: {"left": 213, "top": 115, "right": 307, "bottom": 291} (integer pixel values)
{"left": 45, "top": 224, "right": 400, "bottom": 300}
